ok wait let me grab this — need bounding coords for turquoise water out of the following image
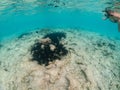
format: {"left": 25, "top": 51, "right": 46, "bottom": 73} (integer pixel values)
{"left": 0, "top": 0, "right": 120, "bottom": 41}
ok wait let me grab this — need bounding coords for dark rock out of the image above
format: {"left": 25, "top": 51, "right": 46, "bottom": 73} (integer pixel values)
{"left": 43, "top": 32, "right": 66, "bottom": 45}
{"left": 4, "top": 68, "right": 8, "bottom": 72}
{"left": 54, "top": 5, "right": 59, "bottom": 7}
{"left": 95, "top": 40, "right": 115, "bottom": 50}
{"left": 31, "top": 32, "right": 68, "bottom": 66}
{"left": 108, "top": 43, "right": 115, "bottom": 50}
{"left": 97, "top": 42, "right": 106, "bottom": 47}
{"left": 102, "top": 50, "right": 112, "bottom": 56}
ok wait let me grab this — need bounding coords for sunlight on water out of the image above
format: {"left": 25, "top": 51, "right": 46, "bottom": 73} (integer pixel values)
{"left": 0, "top": 0, "right": 110, "bottom": 15}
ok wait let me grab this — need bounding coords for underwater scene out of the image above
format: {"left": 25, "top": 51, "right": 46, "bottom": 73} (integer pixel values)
{"left": 0, "top": 0, "right": 120, "bottom": 90}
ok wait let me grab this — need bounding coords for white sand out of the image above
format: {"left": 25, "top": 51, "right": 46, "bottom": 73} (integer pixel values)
{"left": 0, "top": 28, "right": 120, "bottom": 90}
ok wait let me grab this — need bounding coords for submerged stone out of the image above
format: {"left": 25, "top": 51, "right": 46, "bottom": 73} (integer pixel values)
{"left": 31, "top": 32, "right": 68, "bottom": 66}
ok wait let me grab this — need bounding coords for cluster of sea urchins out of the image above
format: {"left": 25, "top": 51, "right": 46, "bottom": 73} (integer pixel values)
{"left": 31, "top": 32, "right": 68, "bottom": 66}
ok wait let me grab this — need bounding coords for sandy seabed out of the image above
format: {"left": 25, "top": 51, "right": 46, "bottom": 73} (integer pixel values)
{"left": 0, "top": 28, "right": 120, "bottom": 90}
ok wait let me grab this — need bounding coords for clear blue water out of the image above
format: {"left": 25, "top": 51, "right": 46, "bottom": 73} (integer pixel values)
{"left": 0, "top": 1, "right": 120, "bottom": 41}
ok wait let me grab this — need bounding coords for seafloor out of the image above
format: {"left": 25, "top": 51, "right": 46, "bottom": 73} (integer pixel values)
{"left": 0, "top": 29, "right": 120, "bottom": 90}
